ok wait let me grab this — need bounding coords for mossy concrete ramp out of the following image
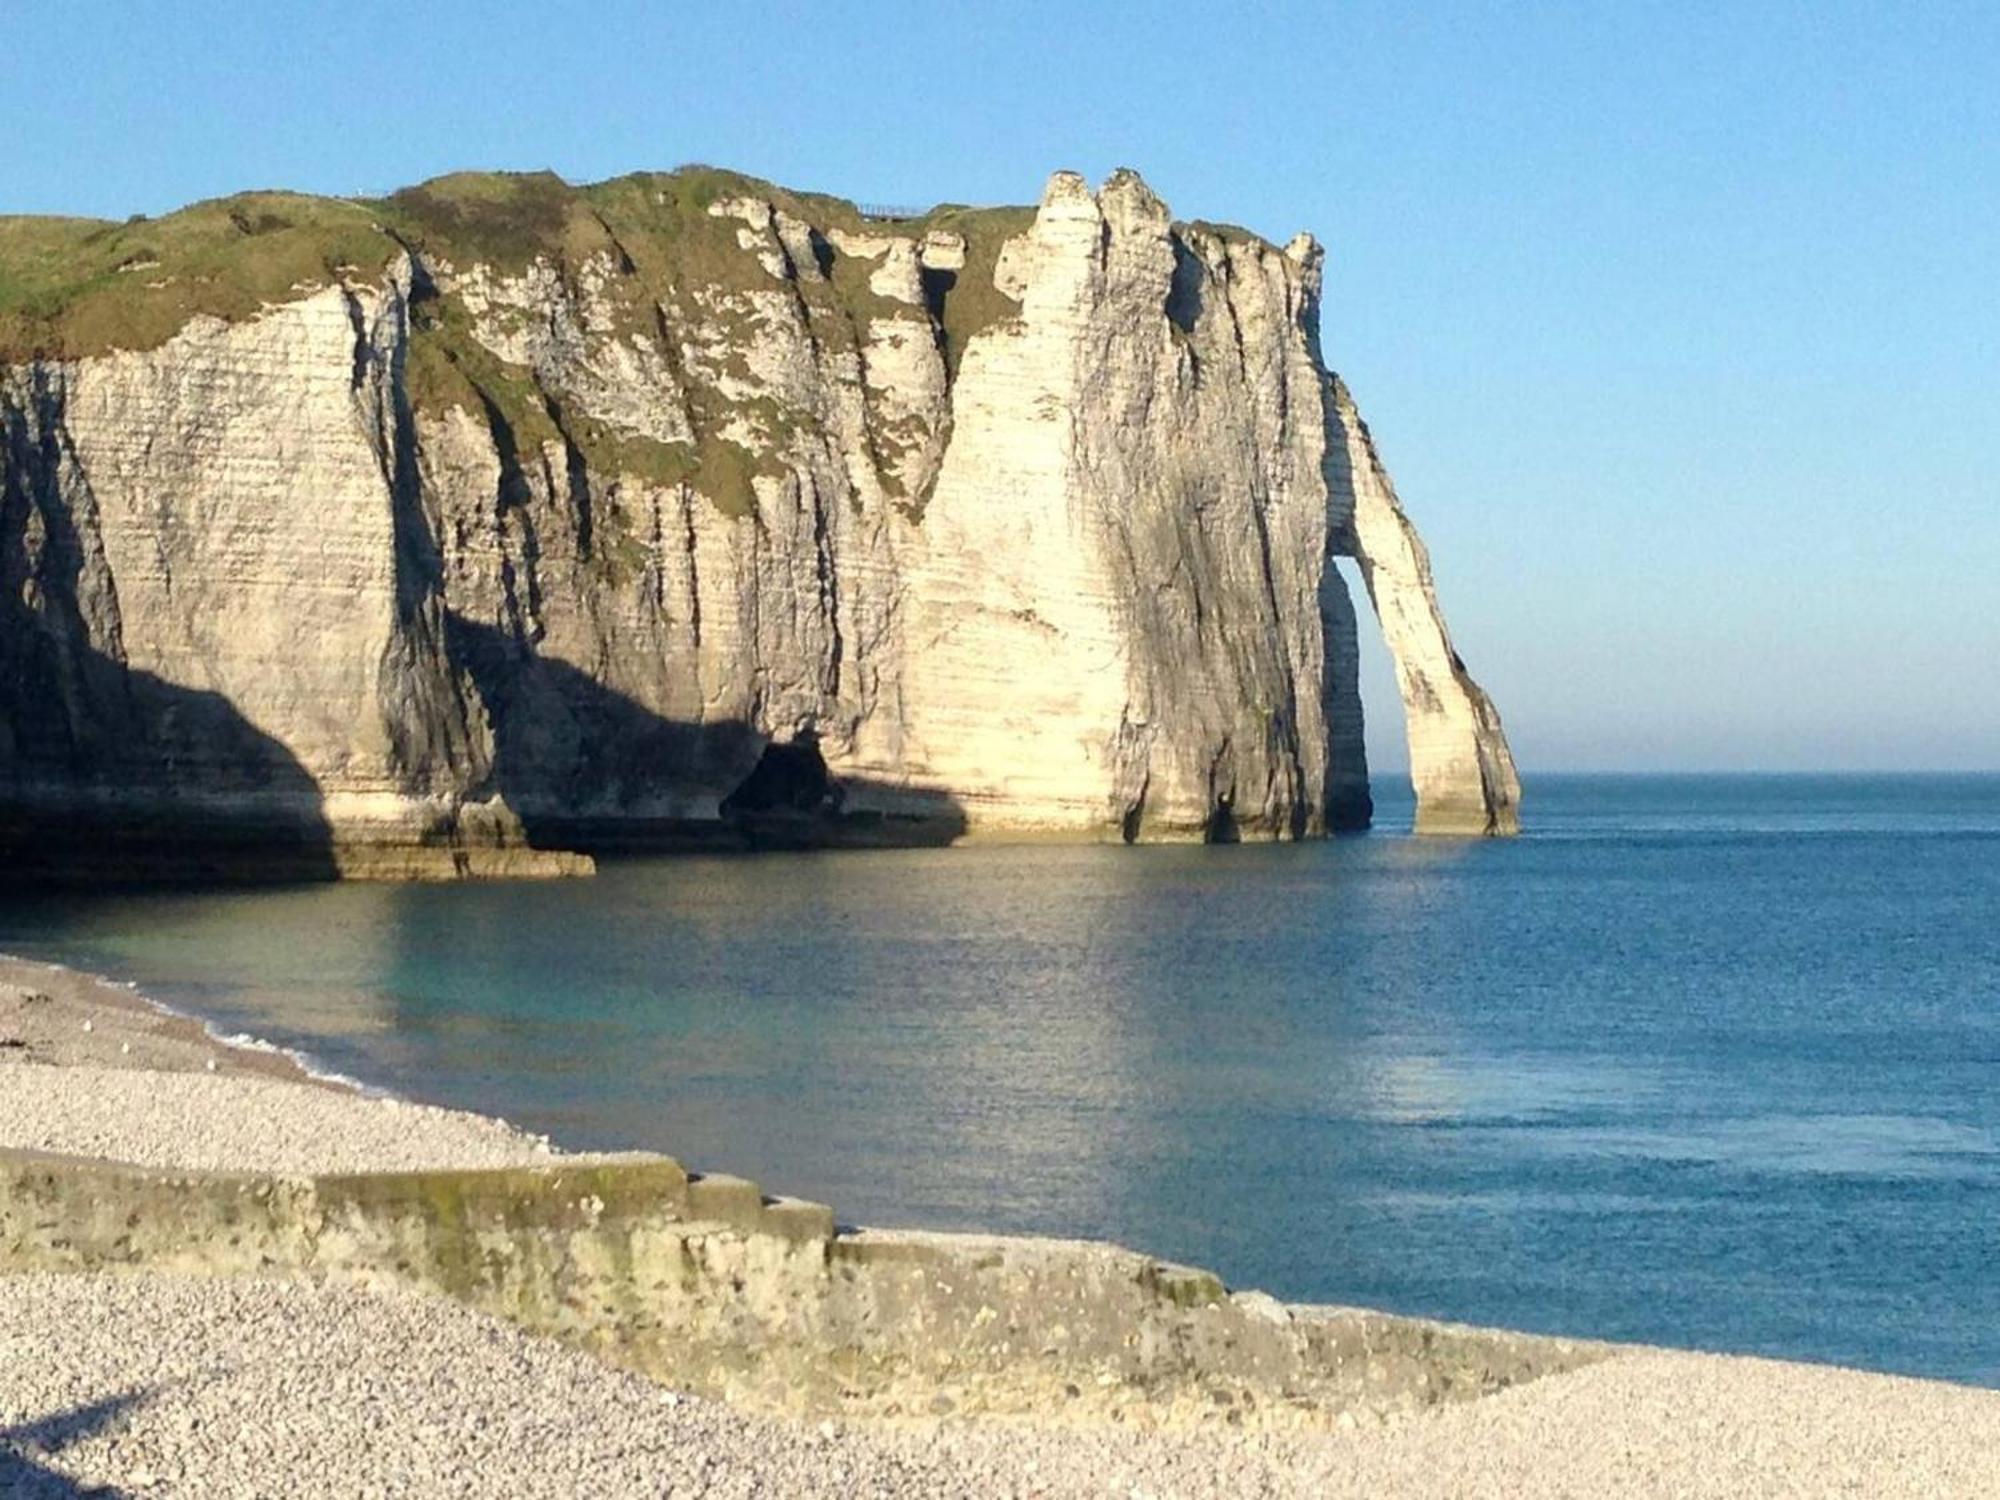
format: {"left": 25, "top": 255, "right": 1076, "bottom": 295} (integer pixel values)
{"left": 0, "top": 1147, "right": 1604, "bottom": 1428}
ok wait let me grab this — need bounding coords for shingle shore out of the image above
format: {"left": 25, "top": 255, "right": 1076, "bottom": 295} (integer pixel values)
{"left": 4, "top": 954, "right": 1999, "bottom": 1497}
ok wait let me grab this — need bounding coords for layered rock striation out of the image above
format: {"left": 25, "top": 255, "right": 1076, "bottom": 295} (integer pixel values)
{"left": 0, "top": 166, "right": 1515, "bottom": 875}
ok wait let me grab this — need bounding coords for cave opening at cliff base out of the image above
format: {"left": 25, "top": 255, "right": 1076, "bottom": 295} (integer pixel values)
{"left": 718, "top": 732, "right": 845, "bottom": 847}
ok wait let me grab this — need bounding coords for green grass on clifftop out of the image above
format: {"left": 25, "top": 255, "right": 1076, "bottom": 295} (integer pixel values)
{"left": 0, "top": 169, "right": 1288, "bottom": 531}
{"left": 0, "top": 168, "right": 1051, "bottom": 364}
{"left": 0, "top": 170, "right": 1291, "bottom": 366}
{"left": 0, "top": 194, "right": 396, "bottom": 358}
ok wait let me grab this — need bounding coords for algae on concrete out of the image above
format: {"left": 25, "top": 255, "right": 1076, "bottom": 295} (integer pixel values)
{"left": 0, "top": 1144, "right": 1608, "bottom": 1429}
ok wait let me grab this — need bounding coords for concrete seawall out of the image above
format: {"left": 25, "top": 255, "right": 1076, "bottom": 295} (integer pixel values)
{"left": 0, "top": 1145, "right": 1605, "bottom": 1429}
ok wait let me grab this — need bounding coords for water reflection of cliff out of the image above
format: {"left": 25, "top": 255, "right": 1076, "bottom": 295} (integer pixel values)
{"left": 534, "top": 842, "right": 1473, "bottom": 1275}
{"left": 11, "top": 835, "right": 1491, "bottom": 1303}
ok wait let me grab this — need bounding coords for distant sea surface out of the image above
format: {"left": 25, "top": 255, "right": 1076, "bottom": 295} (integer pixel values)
{"left": 5, "top": 774, "right": 1998, "bottom": 1384}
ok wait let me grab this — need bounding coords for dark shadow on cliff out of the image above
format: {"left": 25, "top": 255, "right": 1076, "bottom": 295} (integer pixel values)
{"left": 0, "top": 1388, "right": 149, "bottom": 1497}
{"left": 1165, "top": 238, "right": 1205, "bottom": 338}
{"left": 0, "top": 371, "right": 336, "bottom": 885}
{"left": 443, "top": 613, "right": 967, "bottom": 854}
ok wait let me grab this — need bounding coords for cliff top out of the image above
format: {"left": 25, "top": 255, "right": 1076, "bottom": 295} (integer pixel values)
{"left": 0, "top": 166, "right": 1296, "bottom": 363}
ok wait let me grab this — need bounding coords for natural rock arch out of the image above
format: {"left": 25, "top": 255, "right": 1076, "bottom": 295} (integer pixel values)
{"left": 1325, "top": 377, "right": 1521, "bottom": 836}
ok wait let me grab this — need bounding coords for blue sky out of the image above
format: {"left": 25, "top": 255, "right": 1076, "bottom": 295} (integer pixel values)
{"left": 9, "top": 2, "right": 1995, "bottom": 771}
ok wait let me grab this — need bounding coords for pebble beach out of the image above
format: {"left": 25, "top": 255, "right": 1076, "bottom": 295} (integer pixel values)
{"left": 4, "top": 954, "right": 1999, "bottom": 1498}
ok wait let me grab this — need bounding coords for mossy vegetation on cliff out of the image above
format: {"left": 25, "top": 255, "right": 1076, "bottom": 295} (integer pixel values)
{"left": 376, "top": 167, "right": 983, "bottom": 524}
{"left": 914, "top": 205, "right": 1038, "bottom": 379}
{"left": 1178, "top": 219, "right": 1269, "bottom": 248}
{"left": 402, "top": 289, "right": 564, "bottom": 452}
{"left": 0, "top": 194, "right": 396, "bottom": 358}
{"left": 0, "top": 168, "right": 1255, "bottom": 530}
{"left": 0, "top": 167, "right": 1051, "bottom": 369}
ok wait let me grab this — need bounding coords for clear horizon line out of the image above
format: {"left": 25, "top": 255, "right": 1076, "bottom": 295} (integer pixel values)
{"left": 1387, "top": 767, "right": 2000, "bottom": 780}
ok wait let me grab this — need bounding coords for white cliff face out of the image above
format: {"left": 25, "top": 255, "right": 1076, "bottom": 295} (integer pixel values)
{"left": 0, "top": 167, "right": 1516, "bottom": 871}
{"left": 1327, "top": 377, "right": 1521, "bottom": 835}
{"left": 0, "top": 284, "right": 482, "bottom": 848}
{"left": 897, "top": 172, "right": 1358, "bottom": 838}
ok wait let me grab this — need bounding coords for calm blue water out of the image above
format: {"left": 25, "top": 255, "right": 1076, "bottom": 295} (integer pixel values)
{"left": 4, "top": 774, "right": 1998, "bottom": 1383}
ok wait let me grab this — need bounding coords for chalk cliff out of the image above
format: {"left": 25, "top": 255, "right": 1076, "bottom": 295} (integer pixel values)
{"left": 0, "top": 166, "right": 1515, "bottom": 875}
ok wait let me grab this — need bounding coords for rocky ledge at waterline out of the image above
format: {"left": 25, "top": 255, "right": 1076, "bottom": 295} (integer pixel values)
{"left": 0, "top": 165, "right": 1518, "bottom": 878}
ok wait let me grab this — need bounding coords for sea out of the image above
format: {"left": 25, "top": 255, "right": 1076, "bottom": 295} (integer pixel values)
{"left": 4, "top": 773, "right": 1997, "bottom": 1384}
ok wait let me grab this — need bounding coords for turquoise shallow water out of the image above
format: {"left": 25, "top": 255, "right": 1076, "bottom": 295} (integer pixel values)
{"left": 4, "top": 774, "right": 1999, "bottom": 1382}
